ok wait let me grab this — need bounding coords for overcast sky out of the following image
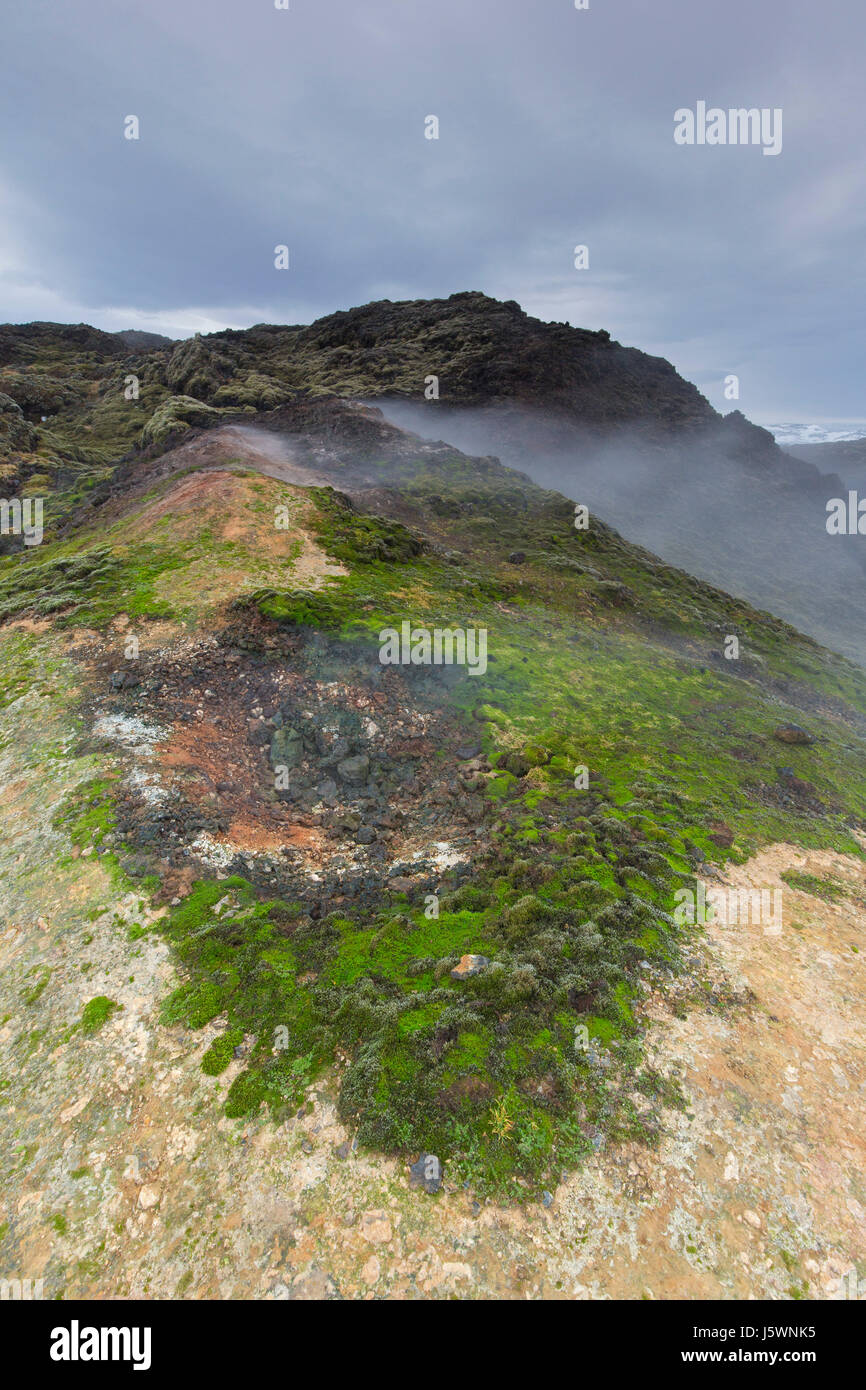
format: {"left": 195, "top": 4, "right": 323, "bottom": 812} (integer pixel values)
{"left": 3, "top": 0, "right": 864, "bottom": 421}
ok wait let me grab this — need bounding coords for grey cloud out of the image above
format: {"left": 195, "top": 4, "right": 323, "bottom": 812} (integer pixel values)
{"left": 1, "top": 0, "right": 864, "bottom": 417}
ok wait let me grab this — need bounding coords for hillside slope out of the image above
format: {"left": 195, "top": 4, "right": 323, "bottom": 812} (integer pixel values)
{"left": 2, "top": 396, "right": 865, "bottom": 1295}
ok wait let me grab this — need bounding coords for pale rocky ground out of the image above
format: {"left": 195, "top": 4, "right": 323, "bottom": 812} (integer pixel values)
{"left": 1, "top": 630, "right": 865, "bottom": 1301}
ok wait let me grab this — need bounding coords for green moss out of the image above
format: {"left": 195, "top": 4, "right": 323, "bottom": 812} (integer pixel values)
{"left": 307, "top": 486, "right": 426, "bottom": 567}
{"left": 224, "top": 1069, "right": 268, "bottom": 1118}
{"left": 252, "top": 586, "right": 357, "bottom": 631}
{"left": 79, "top": 996, "right": 121, "bottom": 1034}
{"left": 201, "top": 1028, "right": 243, "bottom": 1076}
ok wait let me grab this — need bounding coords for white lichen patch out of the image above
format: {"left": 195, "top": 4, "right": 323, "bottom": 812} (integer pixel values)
{"left": 92, "top": 712, "right": 167, "bottom": 755}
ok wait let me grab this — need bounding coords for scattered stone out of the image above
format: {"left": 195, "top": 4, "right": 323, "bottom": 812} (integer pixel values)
{"left": 773, "top": 724, "right": 815, "bottom": 746}
{"left": 361, "top": 1255, "right": 380, "bottom": 1286}
{"left": 507, "top": 551, "right": 526, "bottom": 564}
{"left": 139, "top": 1184, "right": 160, "bottom": 1210}
{"left": 337, "top": 753, "right": 370, "bottom": 785}
{"left": 360, "top": 1210, "right": 392, "bottom": 1244}
{"left": 442, "top": 1262, "right": 473, "bottom": 1281}
{"left": 450, "top": 954, "right": 490, "bottom": 981}
{"left": 109, "top": 670, "right": 140, "bottom": 691}
{"left": 409, "top": 1152, "right": 443, "bottom": 1194}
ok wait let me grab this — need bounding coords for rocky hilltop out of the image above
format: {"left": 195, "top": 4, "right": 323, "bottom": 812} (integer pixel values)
{"left": 222, "top": 292, "right": 713, "bottom": 431}
{"left": 0, "top": 290, "right": 766, "bottom": 478}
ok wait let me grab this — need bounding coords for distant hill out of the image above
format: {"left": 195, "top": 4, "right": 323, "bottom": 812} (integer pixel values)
{"left": 112, "top": 329, "right": 176, "bottom": 350}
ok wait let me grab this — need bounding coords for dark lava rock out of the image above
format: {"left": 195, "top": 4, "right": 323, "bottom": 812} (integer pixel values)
{"left": 322, "top": 736, "right": 351, "bottom": 766}
{"left": 109, "top": 670, "right": 140, "bottom": 691}
{"left": 316, "top": 777, "right": 338, "bottom": 801}
{"left": 337, "top": 753, "right": 370, "bottom": 785}
{"left": 270, "top": 726, "right": 304, "bottom": 769}
{"left": 773, "top": 724, "right": 815, "bottom": 746}
{"left": 409, "top": 1152, "right": 442, "bottom": 1194}
{"left": 388, "top": 861, "right": 420, "bottom": 878}
{"left": 455, "top": 741, "right": 483, "bottom": 760}
{"left": 354, "top": 825, "right": 377, "bottom": 845}
{"left": 507, "top": 551, "right": 527, "bottom": 564}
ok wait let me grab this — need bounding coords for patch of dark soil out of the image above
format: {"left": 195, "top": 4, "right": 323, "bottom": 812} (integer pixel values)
{"left": 82, "top": 617, "right": 492, "bottom": 913}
